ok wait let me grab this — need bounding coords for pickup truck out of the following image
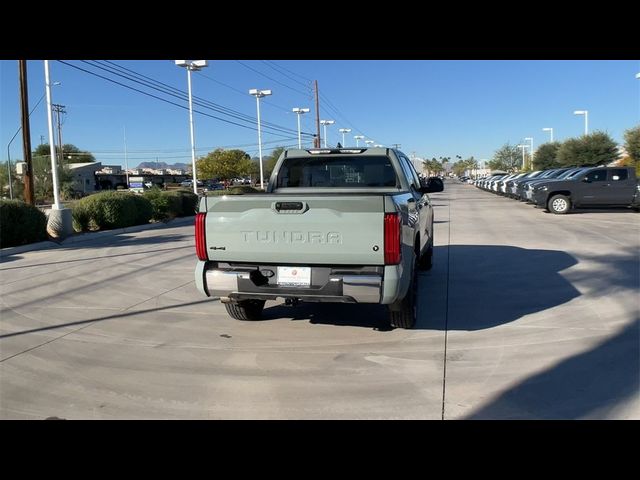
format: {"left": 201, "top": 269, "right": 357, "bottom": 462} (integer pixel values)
{"left": 530, "top": 166, "right": 637, "bottom": 214}
{"left": 194, "top": 147, "right": 443, "bottom": 329}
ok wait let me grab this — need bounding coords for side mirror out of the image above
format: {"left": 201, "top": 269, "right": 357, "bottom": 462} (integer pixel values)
{"left": 582, "top": 177, "right": 590, "bottom": 183}
{"left": 420, "top": 177, "right": 444, "bottom": 193}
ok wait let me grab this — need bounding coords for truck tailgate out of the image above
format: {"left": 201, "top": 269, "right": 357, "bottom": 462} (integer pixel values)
{"left": 202, "top": 195, "right": 385, "bottom": 265}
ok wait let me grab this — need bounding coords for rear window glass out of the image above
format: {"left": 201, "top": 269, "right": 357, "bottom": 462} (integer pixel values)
{"left": 276, "top": 155, "right": 398, "bottom": 188}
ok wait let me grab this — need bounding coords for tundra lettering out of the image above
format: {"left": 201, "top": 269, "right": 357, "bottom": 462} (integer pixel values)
{"left": 241, "top": 231, "right": 343, "bottom": 244}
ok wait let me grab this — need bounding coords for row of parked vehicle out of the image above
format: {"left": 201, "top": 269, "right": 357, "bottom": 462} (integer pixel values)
{"left": 471, "top": 166, "right": 639, "bottom": 214}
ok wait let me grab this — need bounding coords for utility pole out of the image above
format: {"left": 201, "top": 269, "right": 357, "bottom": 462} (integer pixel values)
{"left": 19, "top": 60, "right": 35, "bottom": 205}
{"left": 40, "top": 135, "right": 45, "bottom": 146}
{"left": 314, "top": 80, "right": 320, "bottom": 148}
{"left": 52, "top": 103, "right": 66, "bottom": 167}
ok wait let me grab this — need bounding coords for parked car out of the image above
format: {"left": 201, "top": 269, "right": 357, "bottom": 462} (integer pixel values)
{"left": 531, "top": 167, "right": 638, "bottom": 213}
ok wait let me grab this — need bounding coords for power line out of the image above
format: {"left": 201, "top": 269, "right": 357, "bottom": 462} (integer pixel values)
{"left": 265, "top": 61, "right": 313, "bottom": 83}
{"left": 260, "top": 60, "right": 311, "bottom": 90}
{"left": 196, "top": 71, "right": 293, "bottom": 114}
{"left": 235, "top": 60, "right": 312, "bottom": 98}
{"left": 57, "top": 60, "right": 301, "bottom": 139}
{"left": 86, "top": 60, "right": 306, "bottom": 137}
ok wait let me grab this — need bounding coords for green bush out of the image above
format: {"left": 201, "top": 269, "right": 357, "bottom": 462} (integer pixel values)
{"left": 0, "top": 199, "right": 48, "bottom": 248}
{"left": 143, "top": 187, "right": 182, "bottom": 221}
{"left": 130, "top": 194, "right": 153, "bottom": 225}
{"left": 166, "top": 189, "right": 198, "bottom": 216}
{"left": 71, "top": 201, "right": 92, "bottom": 232}
{"left": 71, "top": 191, "right": 153, "bottom": 231}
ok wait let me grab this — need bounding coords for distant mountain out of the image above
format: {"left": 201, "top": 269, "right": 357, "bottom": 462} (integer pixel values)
{"left": 136, "top": 162, "right": 189, "bottom": 170}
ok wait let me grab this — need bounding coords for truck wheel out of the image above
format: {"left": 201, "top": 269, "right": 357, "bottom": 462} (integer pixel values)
{"left": 224, "top": 300, "right": 266, "bottom": 321}
{"left": 548, "top": 194, "right": 571, "bottom": 214}
{"left": 389, "top": 256, "right": 417, "bottom": 329}
{"left": 418, "top": 240, "right": 433, "bottom": 271}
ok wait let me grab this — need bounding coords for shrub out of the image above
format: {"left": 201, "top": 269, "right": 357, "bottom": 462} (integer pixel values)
{"left": 71, "top": 191, "right": 153, "bottom": 231}
{"left": 71, "top": 201, "right": 92, "bottom": 232}
{"left": 166, "top": 189, "right": 198, "bottom": 216}
{"left": 129, "top": 194, "right": 153, "bottom": 225}
{"left": 0, "top": 199, "right": 48, "bottom": 248}
{"left": 143, "top": 187, "right": 181, "bottom": 221}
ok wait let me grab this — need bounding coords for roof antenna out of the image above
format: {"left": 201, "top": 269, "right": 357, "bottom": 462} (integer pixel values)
{"left": 336, "top": 142, "right": 342, "bottom": 148}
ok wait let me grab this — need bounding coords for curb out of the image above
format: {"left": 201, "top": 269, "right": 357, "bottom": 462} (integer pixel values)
{"left": 1, "top": 216, "right": 195, "bottom": 257}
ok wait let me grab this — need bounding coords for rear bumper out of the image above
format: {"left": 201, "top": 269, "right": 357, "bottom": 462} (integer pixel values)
{"left": 195, "top": 261, "right": 397, "bottom": 304}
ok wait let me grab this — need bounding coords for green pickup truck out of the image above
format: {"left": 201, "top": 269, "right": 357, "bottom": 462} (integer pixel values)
{"left": 194, "top": 147, "right": 443, "bottom": 328}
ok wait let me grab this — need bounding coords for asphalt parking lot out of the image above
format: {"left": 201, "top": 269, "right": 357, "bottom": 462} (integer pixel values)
{"left": 1, "top": 181, "right": 638, "bottom": 419}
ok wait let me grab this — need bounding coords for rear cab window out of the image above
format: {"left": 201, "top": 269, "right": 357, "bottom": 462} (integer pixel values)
{"left": 275, "top": 155, "right": 399, "bottom": 189}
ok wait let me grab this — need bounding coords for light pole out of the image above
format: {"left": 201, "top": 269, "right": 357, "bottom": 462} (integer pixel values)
{"left": 292, "top": 107, "right": 309, "bottom": 148}
{"left": 517, "top": 144, "right": 527, "bottom": 170}
{"left": 365, "top": 140, "right": 374, "bottom": 149}
{"left": 524, "top": 137, "right": 533, "bottom": 168}
{"left": 573, "top": 110, "right": 589, "bottom": 136}
{"left": 6, "top": 81, "right": 60, "bottom": 200}
{"left": 44, "top": 60, "right": 73, "bottom": 238}
{"left": 320, "top": 120, "right": 335, "bottom": 148}
{"left": 338, "top": 128, "right": 351, "bottom": 147}
{"left": 175, "top": 60, "right": 208, "bottom": 194}
{"left": 354, "top": 135, "right": 364, "bottom": 147}
{"left": 542, "top": 127, "right": 553, "bottom": 142}
{"left": 250, "top": 89, "right": 272, "bottom": 189}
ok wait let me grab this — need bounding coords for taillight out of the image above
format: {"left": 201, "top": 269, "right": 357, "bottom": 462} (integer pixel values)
{"left": 195, "top": 212, "right": 208, "bottom": 260}
{"left": 384, "top": 212, "right": 401, "bottom": 265}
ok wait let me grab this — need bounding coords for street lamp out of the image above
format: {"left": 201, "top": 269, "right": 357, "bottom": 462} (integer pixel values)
{"left": 338, "top": 128, "right": 351, "bottom": 147}
{"left": 365, "top": 140, "right": 374, "bottom": 148}
{"left": 6, "top": 81, "right": 60, "bottom": 199}
{"left": 175, "top": 60, "right": 208, "bottom": 194}
{"left": 354, "top": 135, "right": 364, "bottom": 147}
{"left": 517, "top": 144, "right": 527, "bottom": 170}
{"left": 542, "top": 127, "right": 553, "bottom": 142}
{"left": 292, "top": 107, "right": 310, "bottom": 148}
{"left": 250, "top": 88, "right": 272, "bottom": 189}
{"left": 524, "top": 137, "right": 533, "bottom": 167}
{"left": 320, "top": 120, "right": 335, "bottom": 148}
{"left": 573, "top": 110, "right": 589, "bottom": 136}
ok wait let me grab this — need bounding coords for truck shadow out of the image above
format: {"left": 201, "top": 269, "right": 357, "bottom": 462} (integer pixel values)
{"left": 463, "top": 318, "right": 639, "bottom": 419}
{"left": 420, "top": 245, "right": 581, "bottom": 331}
{"left": 263, "top": 245, "right": 582, "bottom": 331}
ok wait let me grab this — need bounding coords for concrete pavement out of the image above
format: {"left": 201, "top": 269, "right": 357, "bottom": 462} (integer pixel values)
{"left": 0, "top": 182, "right": 638, "bottom": 419}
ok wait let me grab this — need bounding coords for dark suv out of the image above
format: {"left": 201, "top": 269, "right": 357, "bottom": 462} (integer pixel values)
{"left": 531, "top": 167, "right": 638, "bottom": 214}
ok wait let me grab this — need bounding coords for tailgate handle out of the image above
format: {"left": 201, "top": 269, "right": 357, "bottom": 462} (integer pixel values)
{"left": 273, "top": 201, "right": 308, "bottom": 213}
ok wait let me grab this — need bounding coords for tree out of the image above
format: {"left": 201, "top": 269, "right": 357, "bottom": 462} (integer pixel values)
{"left": 623, "top": 126, "right": 640, "bottom": 162}
{"left": 0, "top": 162, "right": 24, "bottom": 199}
{"left": 33, "top": 143, "right": 95, "bottom": 165}
{"left": 556, "top": 131, "right": 618, "bottom": 167}
{"left": 422, "top": 158, "right": 443, "bottom": 176}
{"left": 264, "top": 146, "right": 285, "bottom": 178}
{"left": 196, "top": 149, "right": 252, "bottom": 181}
{"left": 30, "top": 151, "right": 73, "bottom": 202}
{"left": 488, "top": 144, "right": 521, "bottom": 172}
{"left": 533, "top": 142, "right": 562, "bottom": 170}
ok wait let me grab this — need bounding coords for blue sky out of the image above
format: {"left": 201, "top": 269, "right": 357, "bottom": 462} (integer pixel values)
{"left": 2, "top": 60, "right": 639, "bottom": 168}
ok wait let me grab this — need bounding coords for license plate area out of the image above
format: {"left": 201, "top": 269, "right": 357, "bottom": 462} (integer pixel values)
{"left": 277, "top": 266, "right": 311, "bottom": 287}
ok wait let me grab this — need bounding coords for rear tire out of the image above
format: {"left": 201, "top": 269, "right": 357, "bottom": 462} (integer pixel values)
{"left": 389, "top": 254, "right": 418, "bottom": 329}
{"left": 224, "top": 300, "right": 266, "bottom": 321}
{"left": 418, "top": 240, "right": 433, "bottom": 271}
{"left": 548, "top": 194, "right": 571, "bottom": 214}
